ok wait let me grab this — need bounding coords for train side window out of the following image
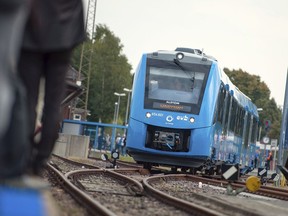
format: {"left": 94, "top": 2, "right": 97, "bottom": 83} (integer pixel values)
{"left": 251, "top": 117, "right": 258, "bottom": 143}
{"left": 244, "top": 113, "right": 251, "bottom": 148}
{"left": 235, "top": 107, "right": 245, "bottom": 136}
{"left": 234, "top": 107, "right": 240, "bottom": 135}
{"left": 216, "top": 84, "right": 226, "bottom": 123}
{"left": 225, "top": 95, "right": 234, "bottom": 133}
{"left": 234, "top": 101, "right": 241, "bottom": 134}
{"left": 223, "top": 93, "right": 231, "bottom": 134}
{"left": 240, "top": 109, "right": 246, "bottom": 135}
{"left": 229, "top": 99, "right": 237, "bottom": 132}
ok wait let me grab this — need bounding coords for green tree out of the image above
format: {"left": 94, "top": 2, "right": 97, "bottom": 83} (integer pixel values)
{"left": 224, "top": 68, "right": 282, "bottom": 140}
{"left": 71, "top": 24, "right": 133, "bottom": 123}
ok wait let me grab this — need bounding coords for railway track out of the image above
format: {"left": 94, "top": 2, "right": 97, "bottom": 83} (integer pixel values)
{"left": 143, "top": 174, "right": 260, "bottom": 216}
{"left": 46, "top": 163, "right": 115, "bottom": 216}
{"left": 47, "top": 156, "right": 191, "bottom": 215}
{"left": 143, "top": 174, "right": 288, "bottom": 216}
{"left": 188, "top": 174, "right": 288, "bottom": 201}
{"left": 47, "top": 156, "right": 288, "bottom": 216}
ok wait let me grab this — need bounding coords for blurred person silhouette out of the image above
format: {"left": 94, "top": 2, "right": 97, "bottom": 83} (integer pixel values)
{"left": 254, "top": 149, "right": 260, "bottom": 169}
{"left": 18, "top": 0, "right": 86, "bottom": 174}
{"left": 119, "top": 134, "right": 126, "bottom": 156}
{"left": 115, "top": 133, "right": 121, "bottom": 152}
{"left": 265, "top": 151, "right": 273, "bottom": 170}
{"left": 0, "top": 0, "right": 31, "bottom": 179}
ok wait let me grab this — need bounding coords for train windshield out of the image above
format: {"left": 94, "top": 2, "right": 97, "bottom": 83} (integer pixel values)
{"left": 144, "top": 58, "right": 211, "bottom": 114}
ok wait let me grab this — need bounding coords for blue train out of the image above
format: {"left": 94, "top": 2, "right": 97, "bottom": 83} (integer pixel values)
{"left": 126, "top": 48, "right": 259, "bottom": 174}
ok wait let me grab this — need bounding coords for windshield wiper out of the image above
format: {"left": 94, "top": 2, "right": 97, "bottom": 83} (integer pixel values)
{"left": 173, "top": 58, "right": 185, "bottom": 71}
{"left": 173, "top": 58, "right": 195, "bottom": 89}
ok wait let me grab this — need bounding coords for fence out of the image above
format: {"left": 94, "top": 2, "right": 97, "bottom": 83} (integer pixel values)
{"left": 61, "top": 119, "right": 127, "bottom": 152}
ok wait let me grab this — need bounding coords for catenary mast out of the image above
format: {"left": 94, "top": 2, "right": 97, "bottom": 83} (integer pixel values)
{"left": 76, "top": 0, "right": 97, "bottom": 120}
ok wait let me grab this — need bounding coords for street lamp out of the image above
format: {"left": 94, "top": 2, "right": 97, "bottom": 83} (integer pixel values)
{"left": 257, "top": 108, "right": 263, "bottom": 141}
{"left": 257, "top": 108, "right": 263, "bottom": 112}
{"left": 257, "top": 108, "right": 267, "bottom": 167}
{"left": 113, "top": 102, "right": 118, "bottom": 124}
{"left": 123, "top": 88, "right": 132, "bottom": 126}
{"left": 114, "top": 92, "right": 126, "bottom": 124}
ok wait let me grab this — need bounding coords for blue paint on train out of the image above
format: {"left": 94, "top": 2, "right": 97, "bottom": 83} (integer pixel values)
{"left": 126, "top": 48, "right": 259, "bottom": 172}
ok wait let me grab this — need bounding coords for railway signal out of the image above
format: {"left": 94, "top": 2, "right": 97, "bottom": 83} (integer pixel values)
{"left": 270, "top": 173, "right": 280, "bottom": 182}
{"left": 222, "top": 164, "right": 239, "bottom": 181}
{"left": 264, "top": 120, "right": 271, "bottom": 132}
{"left": 257, "top": 167, "right": 267, "bottom": 177}
{"left": 101, "top": 152, "right": 119, "bottom": 168}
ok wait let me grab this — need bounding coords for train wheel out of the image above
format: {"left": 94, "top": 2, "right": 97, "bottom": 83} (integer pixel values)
{"left": 207, "top": 167, "right": 215, "bottom": 175}
{"left": 171, "top": 167, "right": 177, "bottom": 173}
{"left": 143, "top": 163, "right": 152, "bottom": 170}
{"left": 189, "top": 168, "right": 197, "bottom": 175}
{"left": 216, "top": 165, "right": 222, "bottom": 175}
{"left": 181, "top": 167, "right": 188, "bottom": 172}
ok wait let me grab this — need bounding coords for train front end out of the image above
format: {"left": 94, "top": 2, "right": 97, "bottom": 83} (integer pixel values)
{"left": 126, "top": 49, "right": 219, "bottom": 169}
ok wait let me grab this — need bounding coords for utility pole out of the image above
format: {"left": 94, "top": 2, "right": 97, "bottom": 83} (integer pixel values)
{"left": 114, "top": 92, "right": 126, "bottom": 124}
{"left": 76, "top": 0, "right": 98, "bottom": 120}
{"left": 123, "top": 88, "right": 132, "bottom": 126}
{"left": 279, "top": 70, "right": 288, "bottom": 167}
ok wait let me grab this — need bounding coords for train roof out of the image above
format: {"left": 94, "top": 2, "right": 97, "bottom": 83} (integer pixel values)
{"left": 148, "top": 48, "right": 218, "bottom": 63}
{"left": 220, "top": 69, "right": 259, "bottom": 118}
{"left": 175, "top": 47, "right": 218, "bottom": 61}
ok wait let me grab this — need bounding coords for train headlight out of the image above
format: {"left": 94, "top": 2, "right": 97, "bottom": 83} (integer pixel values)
{"left": 146, "top": 112, "right": 152, "bottom": 118}
{"left": 189, "top": 117, "right": 195, "bottom": 123}
{"left": 176, "top": 52, "right": 184, "bottom": 60}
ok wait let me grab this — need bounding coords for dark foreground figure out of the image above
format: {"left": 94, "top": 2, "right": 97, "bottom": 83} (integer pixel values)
{"left": 18, "top": 0, "right": 86, "bottom": 174}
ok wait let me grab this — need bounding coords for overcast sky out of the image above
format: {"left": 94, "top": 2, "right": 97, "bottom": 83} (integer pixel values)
{"left": 87, "top": 0, "right": 288, "bottom": 107}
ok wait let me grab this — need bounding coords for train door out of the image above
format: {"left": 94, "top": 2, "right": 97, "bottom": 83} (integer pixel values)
{"left": 221, "top": 88, "right": 231, "bottom": 161}
{"left": 246, "top": 114, "right": 254, "bottom": 166}
{"left": 239, "top": 109, "right": 248, "bottom": 165}
{"left": 213, "top": 83, "right": 226, "bottom": 161}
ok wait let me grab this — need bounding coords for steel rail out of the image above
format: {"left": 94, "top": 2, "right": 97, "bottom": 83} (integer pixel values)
{"left": 143, "top": 174, "right": 270, "bottom": 216}
{"left": 170, "top": 174, "right": 288, "bottom": 201}
{"left": 51, "top": 154, "right": 101, "bottom": 169}
{"left": 47, "top": 164, "right": 116, "bottom": 216}
{"left": 143, "top": 175, "right": 225, "bottom": 216}
{"left": 65, "top": 168, "right": 144, "bottom": 195}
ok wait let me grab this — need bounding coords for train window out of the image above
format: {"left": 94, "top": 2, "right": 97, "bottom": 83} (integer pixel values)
{"left": 239, "top": 109, "right": 246, "bottom": 135}
{"left": 251, "top": 117, "right": 258, "bottom": 143}
{"left": 229, "top": 99, "right": 237, "bottom": 132}
{"left": 144, "top": 58, "right": 211, "bottom": 114}
{"left": 223, "top": 94, "right": 231, "bottom": 134}
{"left": 234, "top": 105, "right": 240, "bottom": 135}
{"left": 216, "top": 84, "right": 226, "bottom": 122}
{"left": 148, "top": 67, "right": 204, "bottom": 104}
{"left": 234, "top": 104, "right": 240, "bottom": 133}
{"left": 244, "top": 113, "right": 251, "bottom": 148}
{"left": 235, "top": 107, "right": 245, "bottom": 136}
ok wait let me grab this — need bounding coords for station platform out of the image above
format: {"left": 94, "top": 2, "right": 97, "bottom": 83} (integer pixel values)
{"left": 0, "top": 176, "right": 59, "bottom": 216}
